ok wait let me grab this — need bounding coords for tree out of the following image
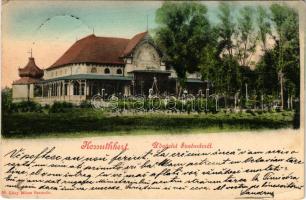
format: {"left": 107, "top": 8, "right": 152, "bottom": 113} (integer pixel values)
{"left": 155, "top": 2, "right": 213, "bottom": 93}
{"left": 270, "top": 4, "right": 299, "bottom": 109}
{"left": 217, "top": 2, "right": 236, "bottom": 57}
{"left": 214, "top": 3, "right": 242, "bottom": 107}
{"left": 236, "top": 6, "right": 258, "bottom": 67}
{"left": 254, "top": 4, "right": 299, "bottom": 110}
{"left": 256, "top": 6, "right": 272, "bottom": 51}
{"left": 200, "top": 27, "right": 226, "bottom": 101}
{"left": 255, "top": 48, "right": 279, "bottom": 96}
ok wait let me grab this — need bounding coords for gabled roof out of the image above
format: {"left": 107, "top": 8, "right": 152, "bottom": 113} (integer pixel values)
{"left": 48, "top": 32, "right": 148, "bottom": 70}
{"left": 19, "top": 57, "right": 44, "bottom": 79}
{"left": 122, "top": 31, "right": 148, "bottom": 56}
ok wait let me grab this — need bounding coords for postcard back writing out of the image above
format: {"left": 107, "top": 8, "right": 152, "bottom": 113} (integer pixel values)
{"left": 0, "top": 130, "right": 304, "bottom": 199}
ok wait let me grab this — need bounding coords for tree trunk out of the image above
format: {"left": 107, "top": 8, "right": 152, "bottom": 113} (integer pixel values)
{"left": 279, "top": 71, "right": 284, "bottom": 110}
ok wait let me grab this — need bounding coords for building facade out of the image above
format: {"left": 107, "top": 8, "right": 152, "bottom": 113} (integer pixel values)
{"left": 12, "top": 32, "right": 205, "bottom": 104}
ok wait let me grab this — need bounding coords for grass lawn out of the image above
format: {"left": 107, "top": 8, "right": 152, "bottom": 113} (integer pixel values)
{"left": 2, "top": 109, "right": 295, "bottom": 139}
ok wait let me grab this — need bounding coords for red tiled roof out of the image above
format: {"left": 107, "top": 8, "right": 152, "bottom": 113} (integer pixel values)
{"left": 19, "top": 57, "right": 44, "bottom": 78}
{"left": 48, "top": 32, "right": 148, "bottom": 69}
{"left": 13, "top": 77, "right": 42, "bottom": 85}
{"left": 122, "top": 31, "right": 148, "bottom": 56}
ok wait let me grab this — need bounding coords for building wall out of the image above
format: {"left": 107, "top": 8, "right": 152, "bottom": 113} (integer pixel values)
{"left": 125, "top": 43, "right": 164, "bottom": 74}
{"left": 44, "top": 64, "right": 125, "bottom": 80}
{"left": 86, "top": 64, "right": 124, "bottom": 76}
{"left": 12, "top": 84, "right": 33, "bottom": 101}
{"left": 42, "top": 43, "right": 195, "bottom": 81}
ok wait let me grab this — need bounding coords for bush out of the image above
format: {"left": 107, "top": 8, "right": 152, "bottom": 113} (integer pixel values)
{"left": 49, "top": 101, "right": 74, "bottom": 113}
{"left": 44, "top": 104, "right": 50, "bottom": 110}
{"left": 246, "top": 109, "right": 256, "bottom": 116}
{"left": 11, "top": 101, "right": 43, "bottom": 113}
{"left": 2, "top": 88, "right": 13, "bottom": 114}
{"left": 2, "top": 111, "right": 295, "bottom": 138}
{"left": 80, "top": 100, "right": 92, "bottom": 108}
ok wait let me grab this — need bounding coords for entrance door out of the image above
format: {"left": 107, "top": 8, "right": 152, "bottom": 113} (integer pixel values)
{"left": 133, "top": 72, "right": 170, "bottom": 96}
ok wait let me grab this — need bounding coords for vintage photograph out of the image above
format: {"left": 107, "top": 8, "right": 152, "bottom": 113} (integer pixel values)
{"left": 1, "top": 1, "right": 304, "bottom": 199}
{"left": 2, "top": 1, "right": 301, "bottom": 138}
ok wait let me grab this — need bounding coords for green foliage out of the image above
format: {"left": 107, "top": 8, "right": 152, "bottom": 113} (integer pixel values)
{"left": 255, "top": 49, "right": 279, "bottom": 95}
{"left": 255, "top": 4, "right": 299, "bottom": 100}
{"left": 270, "top": 4, "right": 300, "bottom": 96}
{"left": 80, "top": 100, "right": 92, "bottom": 108}
{"left": 49, "top": 101, "right": 74, "bottom": 113}
{"left": 2, "top": 87, "right": 13, "bottom": 114}
{"left": 217, "top": 2, "right": 236, "bottom": 57}
{"left": 203, "top": 3, "right": 299, "bottom": 111}
{"left": 103, "top": 98, "right": 219, "bottom": 113}
{"left": 256, "top": 6, "right": 271, "bottom": 50}
{"left": 236, "top": 6, "right": 257, "bottom": 67}
{"left": 11, "top": 101, "right": 43, "bottom": 113}
{"left": 2, "top": 111, "right": 295, "bottom": 138}
{"left": 155, "top": 2, "right": 213, "bottom": 83}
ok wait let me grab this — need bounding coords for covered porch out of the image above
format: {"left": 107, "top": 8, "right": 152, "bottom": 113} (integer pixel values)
{"left": 33, "top": 74, "right": 132, "bottom": 104}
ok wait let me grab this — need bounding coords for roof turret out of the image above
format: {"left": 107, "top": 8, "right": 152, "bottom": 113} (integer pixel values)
{"left": 18, "top": 57, "right": 44, "bottom": 78}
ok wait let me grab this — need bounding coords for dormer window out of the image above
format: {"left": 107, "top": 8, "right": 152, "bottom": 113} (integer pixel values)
{"left": 104, "top": 68, "right": 110, "bottom": 74}
{"left": 91, "top": 67, "right": 97, "bottom": 73}
{"left": 116, "top": 69, "right": 122, "bottom": 74}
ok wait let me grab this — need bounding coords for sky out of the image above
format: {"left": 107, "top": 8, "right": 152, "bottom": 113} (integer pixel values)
{"left": 1, "top": 1, "right": 300, "bottom": 88}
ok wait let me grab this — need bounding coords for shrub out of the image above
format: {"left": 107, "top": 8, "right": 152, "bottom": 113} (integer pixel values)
{"left": 246, "top": 109, "right": 256, "bottom": 116}
{"left": 80, "top": 100, "right": 92, "bottom": 108}
{"left": 11, "top": 100, "right": 42, "bottom": 113}
{"left": 2, "top": 111, "right": 295, "bottom": 138}
{"left": 44, "top": 104, "right": 50, "bottom": 110}
{"left": 49, "top": 101, "right": 74, "bottom": 113}
{"left": 2, "top": 87, "right": 13, "bottom": 114}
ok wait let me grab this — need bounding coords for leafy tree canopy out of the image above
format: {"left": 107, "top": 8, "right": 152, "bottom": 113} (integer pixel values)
{"left": 155, "top": 2, "right": 213, "bottom": 81}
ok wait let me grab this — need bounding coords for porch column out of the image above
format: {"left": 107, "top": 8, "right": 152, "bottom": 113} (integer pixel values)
{"left": 57, "top": 82, "right": 60, "bottom": 98}
{"left": 52, "top": 83, "right": 54, "bottom": 97}
{"left": 61, "top": 81, "right": 64, "bottom": 100}
{"left": 69, "top": 81, "right": 74, "bottom": 96}
{"left": 48, "top": 83, "right": 51, "bottom": 98}
{"left": 78, "top": 80, "right": 82, "bottom": 100}
{"left": 124, "top": 84, "right": 130, "bottom": 96}
{"left": 41, "top": 84, "right": 44, "bottom": 97}
{"left": 85, "top": 80, "right": 88, "bottom": 98}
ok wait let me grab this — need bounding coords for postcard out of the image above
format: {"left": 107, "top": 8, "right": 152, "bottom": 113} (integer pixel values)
{"left": 1, "top": 1, "right": 305, "bottom": 199}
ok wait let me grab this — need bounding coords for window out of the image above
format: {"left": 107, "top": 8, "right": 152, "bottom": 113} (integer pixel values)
{"left": 64, "top": 84, "right": 68, "bottom": 95}
{"left": 73, "top": 81, "right": 80, "bottom": 95}
{"left": 81, "top": 84, "right": 85, "bottom": 95}
{"left": 91, "top": 67, "right": 97, "bottom": 73}
{"left": 34, "top": 85, "right": 42, "bottom": 97}
{"left": 116, "top": 69, "right": 122, "bottom": 74}
{"left": 104, "top": 68, "right": 110, "bottom": 74}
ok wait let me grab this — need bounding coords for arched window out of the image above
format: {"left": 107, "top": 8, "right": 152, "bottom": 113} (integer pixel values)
{"left": 34, "top": 85, "right": 42, "bottom": 97}
{"left": 73, "top": 81, "right": 80, "bottom": 95}
{"left": 91, "top": 67, "right": 97, "bottom": 73}
{"left": 116, "top": 69, "right": 122, "bottom": 74}
{"left": 104, "top": 68, "right": 110, "bottom": 74}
